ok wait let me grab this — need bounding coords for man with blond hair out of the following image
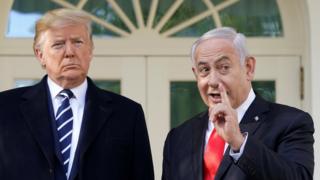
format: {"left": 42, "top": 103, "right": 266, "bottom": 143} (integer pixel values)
{"left": 0, "top": 8, "right": 154, "bottom": 180}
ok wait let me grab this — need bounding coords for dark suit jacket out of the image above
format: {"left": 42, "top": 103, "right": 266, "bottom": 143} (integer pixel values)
{"left": 0, "top": 76, "right": 154, "bottom": 180}
{"left": 162, "top": 96, "right": 314, "bottom": 180}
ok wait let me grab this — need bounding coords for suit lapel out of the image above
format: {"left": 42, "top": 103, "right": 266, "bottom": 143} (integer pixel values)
{"left": 215, "top": 148, "right": 233, "bottom": 180}
{"left": 239, "top": 96, "right": 269, "bottom": 134}
{"left": 70, "top": 79, "right": 113, "bottom": 179}
{"left": 192, "top": 112, "right": 209, "bottom": 180}
{"left": 20, "top": 77, "right": 55, "bottom": 168}
{"left": 215, "top": 96, "right": 270, "bottom": 180}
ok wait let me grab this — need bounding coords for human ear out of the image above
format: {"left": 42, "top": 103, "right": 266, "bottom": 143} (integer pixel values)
{"left": 192, "top": 67, "right": 198, "bottom": 80}
{"left": 34, "top": 48, "right": 46, "bottom": 68}
{"left": 245, "top": 56, "right": 256, "bottom": 81}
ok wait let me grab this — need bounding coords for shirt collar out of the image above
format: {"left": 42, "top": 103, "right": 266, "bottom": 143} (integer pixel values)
{"left": 47, "top": 77, "right": 88, "bottom": 106}
{"left": 236, "top": 88, "right": 256, "bottom": 122}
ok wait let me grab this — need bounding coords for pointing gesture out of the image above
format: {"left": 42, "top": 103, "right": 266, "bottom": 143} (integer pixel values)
{"left": 209, "top": 83, "right": 244, "bottom": 151}
{"left": 220, "top": 83, "right": 231, "bottom": 106}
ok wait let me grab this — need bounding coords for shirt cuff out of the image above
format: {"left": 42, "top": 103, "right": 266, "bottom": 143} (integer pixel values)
{"left": 229, "top": 132, "right": 248, "bottom": 162}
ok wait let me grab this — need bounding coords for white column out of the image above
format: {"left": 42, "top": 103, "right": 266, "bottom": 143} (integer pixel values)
{"left": 0, "top": 0, "right": 13, "bottom": 40}
{"left": 307, "top": 0, "right": 320, "bottom": 178}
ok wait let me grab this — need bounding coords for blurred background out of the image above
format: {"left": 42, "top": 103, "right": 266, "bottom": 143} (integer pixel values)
{"left": 0, "top": 0, "right": 319, "bottom": 179}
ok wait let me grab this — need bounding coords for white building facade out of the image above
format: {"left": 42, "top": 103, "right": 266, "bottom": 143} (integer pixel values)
{"left": 0, "top": 0, "right": 319, "bottom": 179}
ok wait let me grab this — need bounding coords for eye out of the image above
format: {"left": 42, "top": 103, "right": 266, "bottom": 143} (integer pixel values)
{"left": 217, "top": 64, "right": 230, "bottom": 74}
{"left": 75, "top": 40, "right": 83, "bottom": 44}
{"left": 52, "top": 42, "right": 64, "bottom": 49}
{"left": 198, "top": 66, "right": 210, "bottom": 76}
{"left": 74, "top": 40, "right": 84, "bottom": 47}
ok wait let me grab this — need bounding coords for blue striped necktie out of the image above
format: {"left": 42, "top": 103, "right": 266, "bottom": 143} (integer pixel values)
{"left": 56, "top": 89, "right": 74, "bottom": 177}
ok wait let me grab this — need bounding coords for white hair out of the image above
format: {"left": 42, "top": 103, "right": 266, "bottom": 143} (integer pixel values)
{"left": 190, "top": 27, "right": 249, "bottom": 66}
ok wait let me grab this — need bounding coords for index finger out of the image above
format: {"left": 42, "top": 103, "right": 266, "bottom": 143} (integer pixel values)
{"left": 219, "top": 83, "right": 231, "bottom": 106}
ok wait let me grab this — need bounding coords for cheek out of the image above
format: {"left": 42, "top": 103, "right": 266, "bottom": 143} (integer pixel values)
{"left": 225, "top": 80, "right": 242, "bottom": 98}
{"left": 79, "top": 51, "right": 92, "bottom": 63}
{"left": 80, "top": 46, "right": 92, "bottom": 56}
{"left": 46, "top": 61, "right": 60, "bottom": 71}
{"left": 46, "top": 50, "right": 63, "bottom": 61}
{"left": 46, "top": 54, "right": 64, "bottom": 69}
{"left": 83, "top": 62, "right": 91, "bottom": 71}
{"left": 197, "top": 80, "right": 208, "bottom": 92}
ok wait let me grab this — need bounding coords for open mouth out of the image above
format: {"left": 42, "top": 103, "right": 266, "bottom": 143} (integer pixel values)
{"left": 208, "top": 93, "right": 222, "bottom": 103}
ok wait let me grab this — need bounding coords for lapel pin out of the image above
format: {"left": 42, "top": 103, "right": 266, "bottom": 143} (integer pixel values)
{"left": 254, "top": 116, "right": 259, "bottom": 121}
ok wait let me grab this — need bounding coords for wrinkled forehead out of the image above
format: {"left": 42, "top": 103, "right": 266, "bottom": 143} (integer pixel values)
{"left": 195, "top": 38, "right": 238, "bottom": 61}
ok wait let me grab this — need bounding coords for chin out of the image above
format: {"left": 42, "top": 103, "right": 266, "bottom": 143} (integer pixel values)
{"left": 64, "top": 70, "right": 83, "bottom": 77}
{"left": 206, "top": 101, "right": 214, "bottom": 107}
{"left": 63, "top": 72, "right": 85, "bottom": 81}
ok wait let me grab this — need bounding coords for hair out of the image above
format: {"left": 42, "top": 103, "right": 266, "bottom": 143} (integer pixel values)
{"left": 190, "top": 27, "right": 249, "bottom": 66}
{"left": 33, "top": 8, "right": 92, "bottom": 53}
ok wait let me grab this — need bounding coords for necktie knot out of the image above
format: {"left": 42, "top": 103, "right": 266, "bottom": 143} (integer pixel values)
{"left": 59, "top": 89, "right": 74, "bottom": 99}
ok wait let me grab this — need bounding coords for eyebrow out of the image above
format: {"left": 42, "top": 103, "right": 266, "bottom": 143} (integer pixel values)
{"left": 214, "top": 56, "right": 230, "bottom": 64}
{"left": 197, "top": 61, "right": 207, "bottom": 65}
{"left": 70, "top": 36, "right": 83, "bottom": 40}
{"left": 52, "top": 39, "right": 64, "bottom": 42}
{"left": 196, "top": 55, "right": 230, "bottom": 66}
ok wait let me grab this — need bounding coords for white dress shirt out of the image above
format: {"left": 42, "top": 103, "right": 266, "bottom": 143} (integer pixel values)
{"left": 47, "top": 77, "right": 87, "bottom": 178}
{"left": 205, "top": 88, "right": 256, "bottom": 161}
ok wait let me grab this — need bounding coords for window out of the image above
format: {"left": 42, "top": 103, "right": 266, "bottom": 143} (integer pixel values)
{"left": 7, "top": 0, "right": 283, "bottom": 38}
{"left": 170, "top": 80, "right": 275, "bottom": 128}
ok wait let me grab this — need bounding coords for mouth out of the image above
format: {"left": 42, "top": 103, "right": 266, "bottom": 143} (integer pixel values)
{"left": 208, "top": 92, "right": 222, "bottom": 104}
{"left": 62, "top": 64, "right": 80, "bottom": 70}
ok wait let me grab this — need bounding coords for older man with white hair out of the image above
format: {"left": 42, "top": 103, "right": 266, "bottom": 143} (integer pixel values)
{"left": 162, "top": 27, "right": 314, "bottom": 180}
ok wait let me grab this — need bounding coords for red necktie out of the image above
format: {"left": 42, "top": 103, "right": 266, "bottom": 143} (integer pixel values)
{"left": 203, "top": 128, "right": 225, "bottom": 180}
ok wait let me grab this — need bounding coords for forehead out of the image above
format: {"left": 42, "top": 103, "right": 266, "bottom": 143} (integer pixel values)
{"left": 195, "top": 38, "right": 238, "bottom": 63}
{"left": 45, "top": 24, "right": 89, "bottom": 40}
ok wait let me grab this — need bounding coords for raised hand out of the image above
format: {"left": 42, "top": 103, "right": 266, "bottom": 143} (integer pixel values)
{"left": 208, "top": 83, "right": 244, "bottom": 151}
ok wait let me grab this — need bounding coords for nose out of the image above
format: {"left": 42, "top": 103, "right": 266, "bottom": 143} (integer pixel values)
{"left": 208, "top": 71, "right": 220, "bottom": 89}
{"left": 65, "top": 41, "right": 75, "bottom": 58}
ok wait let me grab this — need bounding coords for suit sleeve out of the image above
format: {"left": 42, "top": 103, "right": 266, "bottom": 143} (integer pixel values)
{"left": 162, "top": 129, "right": 174, "bottom": 180}
{"left": 133, "top": 104, "right": 154, "bottom": 180}
{"left": 0, "top": 151, "right": 3, "bottom": 179}
{"left": 237, "top": 112, "right": 314, "bottom": 180}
